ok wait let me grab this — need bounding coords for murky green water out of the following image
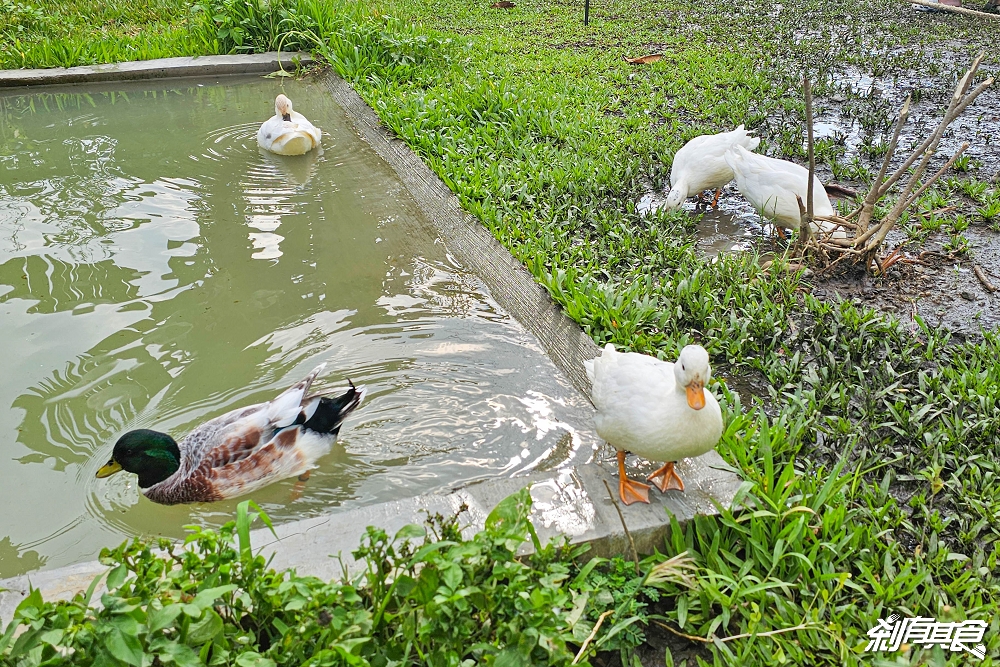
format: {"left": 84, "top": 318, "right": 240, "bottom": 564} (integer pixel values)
{"left": 0, "top": 76, "right": 594, "bottom": 578}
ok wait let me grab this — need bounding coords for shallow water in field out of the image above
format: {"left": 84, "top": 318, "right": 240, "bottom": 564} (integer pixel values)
{"left": 0, "top": 76, "right": 595, "bottom": 578}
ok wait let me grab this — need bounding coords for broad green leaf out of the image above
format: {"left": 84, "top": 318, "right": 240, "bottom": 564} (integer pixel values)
{"left": 393, "top": 523, "right": 426, "bottom": 541}
{"left": 38, "top": 628, "right": 64, "bottom": 646}
{"left": 440, "top": 561, "right": 463, "bottom": 590}
{"left": 186, "top": 608, "right": 223, "bottom": 645}
{"left": 106, "top": 627, "right": 144, "bottom": 666}
{"left": 13, "top": 588, "right": 43, "bottom": 619}
{"left": 106, "top": 564, "right": 127, "bottom": 591}
{"left": 148, "top": 604, "right": 184, "bottom": 634}
{"left": 237, "top": 652, "right": 277, "bottom": 667}
{"left": 159, "top": 642, "right": 202, "bottom": 667}
{"left": 494, "top": 646, "right": 528, "bottom": 667}
{"left": 191, "top": 584, "right": 237, "bottom": 611}
{"left": 485, "top": 488, "right": 531, "bottom": 532}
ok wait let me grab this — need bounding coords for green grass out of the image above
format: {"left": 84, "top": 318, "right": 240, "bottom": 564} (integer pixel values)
{"left": 3, "top": 0, "right": 1000, "bottom": 664}
{"left": 0, "top": 0, "right": 204, "bottom": 69}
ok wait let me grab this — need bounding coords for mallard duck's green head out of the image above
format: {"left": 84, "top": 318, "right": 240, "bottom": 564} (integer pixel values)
{"left": 97, "top": 429, "right": 181, "bottom": 488}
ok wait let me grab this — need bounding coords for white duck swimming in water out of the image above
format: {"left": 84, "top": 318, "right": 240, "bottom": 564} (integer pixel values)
{"left": 664, "top": 125, "right": 760, "bottom": 210}
{"left": 725, "top": 144, "right": 845, "bottom": 238}
{"left": 257, "top": 94, "right": 322, "bottom": 156}
{"left": 585, "top": 344, "right": 723, "bottom": 505}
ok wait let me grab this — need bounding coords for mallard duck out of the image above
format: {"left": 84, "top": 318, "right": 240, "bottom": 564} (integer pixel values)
{"left": 664, "top": 125, "right": 760, "bottom": 210}
{"left": 257, "top": 94, "right": 322, "bottom": 156}
{"left": 96, "top": 364, "right": 364, "bottom": 505}
{"left": 585, "top": 344, "right": 723, "bottom": 505}
{"left": 724, "top": 144, "right": 845, "bottom": 238}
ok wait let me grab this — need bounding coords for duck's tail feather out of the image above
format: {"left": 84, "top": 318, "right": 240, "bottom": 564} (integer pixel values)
{"left": 298, "top": 381, "right": 366, "bottom": 434}
{"left": 268, "top": 363, "right": 327, "bottom": 427}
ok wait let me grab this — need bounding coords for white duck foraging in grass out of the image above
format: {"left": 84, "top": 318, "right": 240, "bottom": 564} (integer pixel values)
{"left": 257, "top": 94, "right": 322, "bottom": 156}
{"left": 724, "top": 144, "right": 845, "bottom": 238}
{"left": 585, "top": 344, "right": 723, "bottom": 505}
{"left": 663, "top": 125, "right": 760, "bottom": 210}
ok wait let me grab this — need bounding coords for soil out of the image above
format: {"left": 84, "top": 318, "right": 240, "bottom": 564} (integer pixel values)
{"left": 639, "top": 184, "right": 1000, "bottom": 340}
{"left": 594, "top": 621, "right": 712, "bottom": 667}
{"left": 811, "top": 225, "right": 1000, "bottom": 340}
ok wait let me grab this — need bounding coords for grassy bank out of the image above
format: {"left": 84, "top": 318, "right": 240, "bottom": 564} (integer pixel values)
{"left": 317, "top": 4, "right": 1000, "bottom": 662}
{"left": 0, "top": 0, "right": 202, "bottom": 69}
{"left": 4, "top": 0, "right": 1000, "bottom": 664}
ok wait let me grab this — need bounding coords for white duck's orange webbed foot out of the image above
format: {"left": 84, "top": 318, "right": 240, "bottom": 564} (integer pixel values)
{"left": 616, "top": 449, "right": 650, "bottom": 505}
{"left": 648, "top": 461, "right": 685, "bottom": 492}
{"left": 298, "top": 470, "right": 311, "bottom": 482}
{"left": 619, "top": 476, "right": 651, "bottom": 505}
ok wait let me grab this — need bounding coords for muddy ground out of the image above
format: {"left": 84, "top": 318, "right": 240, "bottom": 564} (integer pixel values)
{"left": 641, "top": 43, "right": 1000, "bottom": 341}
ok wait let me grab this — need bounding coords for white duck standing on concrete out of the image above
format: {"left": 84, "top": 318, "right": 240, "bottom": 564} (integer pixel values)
{"left": 585, "top": 344, "right": 723, "bottom": 505}
{"left": 257, "top": 94, "right": 322, "bottom": 156}
{"left": 663, "top": 125, "right": 760, "bottom": 210}
{"left": 725, "top": 144, "right": 844, "bottom": 238}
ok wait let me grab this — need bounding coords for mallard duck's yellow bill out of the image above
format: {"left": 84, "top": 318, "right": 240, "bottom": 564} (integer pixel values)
{"left": 96, "top": 460, "right": 123, "bottom": 478}
{"left": 686, "top": 383, "right": 706, "bottom": 410}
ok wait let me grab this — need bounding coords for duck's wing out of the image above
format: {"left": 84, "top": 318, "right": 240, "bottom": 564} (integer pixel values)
{"left": 672, "top": 134, "right": 739, "bottom": 193}
{"left": 590, "top": 348, "right": 675, "bottom": 411}
{"left": 169, "top": 365, "right": 328, "bottom": 479}
{"left": 257, "top": 116, "right": 283, "bottom": 147}
{"left": 289, "top": 111, "right": 322, "bottom": 143}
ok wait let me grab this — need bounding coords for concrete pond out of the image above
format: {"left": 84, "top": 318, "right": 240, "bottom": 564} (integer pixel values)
{"left": 0, "top": 54, "right": 742, "bottom": 622}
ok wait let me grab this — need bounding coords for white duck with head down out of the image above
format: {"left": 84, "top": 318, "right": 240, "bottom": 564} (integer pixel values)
{"left": 257, "top": 94, "right": 322, "bottom": 156}
{"left": 663, "top": 125, "right": 760, "bottom": 210}
{"left": 585, "top": 343, "right": 724, "bottom": 505}
{"left": 725, "top": 144, "right": 846, "bottom": 238}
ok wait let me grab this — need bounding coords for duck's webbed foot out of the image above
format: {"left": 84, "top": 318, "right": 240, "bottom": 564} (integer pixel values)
{"left": 648, "top": 461, "right": 685, "bottom": 492}
{"left": 617, "top": 450, "right": 651, "bottom": 505}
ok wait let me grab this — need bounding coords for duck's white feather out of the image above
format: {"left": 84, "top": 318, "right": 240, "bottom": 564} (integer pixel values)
{"left": 665, "top": 125, "right": 760, "bottom": 209}
{"left": 258, "top": 108, "right": 321, "bottom": 156}
{"left": 725, "top": 144, "right": 844, "bottom": 237}
{"left": 588, "top": 344, "right": 722, "bottom": 462}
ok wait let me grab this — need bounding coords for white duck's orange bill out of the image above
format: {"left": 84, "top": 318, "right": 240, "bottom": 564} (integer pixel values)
{"left": 686, "top": 385, "right": 706, "bottom": 410}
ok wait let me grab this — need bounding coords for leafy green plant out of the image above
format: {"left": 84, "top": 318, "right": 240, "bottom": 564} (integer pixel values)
{"left": 2, "top": 494, "right": 679, "bottom": 667}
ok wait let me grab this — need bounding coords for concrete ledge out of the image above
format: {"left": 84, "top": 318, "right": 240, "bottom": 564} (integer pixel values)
{"left": 0, "top": 52, "right": 314, "bottom": 88}
{"left": 1, "top": 454, "right": 740, "bottom": 623}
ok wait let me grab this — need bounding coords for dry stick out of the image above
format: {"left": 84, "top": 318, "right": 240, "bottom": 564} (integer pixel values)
{"left": 857, "top": 95, "right": 911, "bottom": 236}
{"left": 903, "top": 0, "right": 1000, "bottom": 19}
{"left": 572, "top": 610, "right": 614, "bottom": 664}
{"left": 794, "top": 194, "right": 809, "bottom": 260}
{"left": 974, "top": 265, "right": 998, "bottom": 292}
{"left": 804, "top": 75, "right": 816, "bottom": 249}
{"left": 878, "top": 61, "right": 990, "bottom": 198}
{"left": 602, "top": 477, "right": 640, "bottom": 575}
{"left": 862, "top": 64, "right": 992, "bottom": 255}
{"left": 877, "top": 58, "right": 983, "bottom": 199}
{"left": 900, "top": 143, "right": 970, "bottom": 212}
{"left": 868, "top": 141, "right": 970, "bottom": 253}
{"left": 653, "top": 620, "right": 816, "bottom": 644}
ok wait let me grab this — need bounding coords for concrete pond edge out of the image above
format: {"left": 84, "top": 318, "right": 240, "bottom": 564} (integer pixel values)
{"left": 0, "top": 56, "right": 743, "bottom": 624}
{"left": 0, "top": 53, "right": 315, "bottom": 88}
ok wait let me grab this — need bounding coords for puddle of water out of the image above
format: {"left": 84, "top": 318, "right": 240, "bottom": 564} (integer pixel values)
{"left": 814, "top": 62, "right": 1000, "bottom": 176}
{"left": 0, "top": 76, "right": 595, "bottom": 577}
{"left": 637, "top": 185, "right": 763, "bottom": 259}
